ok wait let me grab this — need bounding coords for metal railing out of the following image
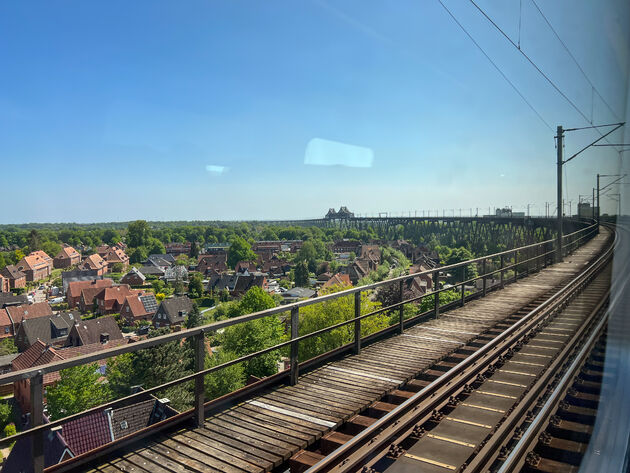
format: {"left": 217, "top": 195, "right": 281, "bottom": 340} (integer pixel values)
{"left": 0, "top": 221, "right": 598, "bottom": 473}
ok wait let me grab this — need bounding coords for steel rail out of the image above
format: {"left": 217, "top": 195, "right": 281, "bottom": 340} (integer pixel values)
{"left": 305, "top": 224, "right": 613, "bottom": 473}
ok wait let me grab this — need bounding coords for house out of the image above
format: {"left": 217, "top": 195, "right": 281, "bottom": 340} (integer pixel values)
{"left": 320, "top": 273, "right": 352, "bottom": 292}
{"left": 232, "top": 274, "right": 268, "bottom": 297}
{"left": 61, "top": 268, "right": 103, "bottom": 293}
{"left": 146, "top": 254, "right": 176, "bottom": 268}
{"left": 81, "top": 254, "right": 107, "bottom": 276}
{"left": 67, "top": 279, "right": 114, "bottom": 308}
{"left": 12, "top": 340, "right": 65, "bottom": 411}
{"left": 5, "top": 302, "right": 54, "bottom": 335}
{"left": 152, "top": 296, "right": 193, "bottom": 328}
{"left": 0, "top": 309, "right": 14, "bottom": 339}
{"left": 65, "top": 316, "right": 124, "bottom": 347}
{"left": 196, "top": 254, "right": 228, "bottom": 275}
{"left": 120, "top": 293, "right": 158, "bottom": 325}
{"left": 53, "top": 245, "right": 81, "bottom": 269}
{"left": 235, "top": 261, "right": 258, "bottom": 274}
{"left": 16, "top": 251, "right": 53, "bottom": 282}
{"left": 120, "top": 267, "right": 146, "bottom": 286}
{"left": 138, "top": 264, "right": 166, "bottom": 278}
{"left": 347, "top": 259, "right": 371, "bottom": 284}
{"left": 15, "top": 311, "right": 80, "bottom": 351}
{"left": 360, "top": 245, "right": 382, "bottom": 266}
{"left": 331, "top": 240, "right": 362, "bottom": 254}
{"left": 93, "top": 285, "right": 142, "bottom": 315}
{"left": 0, "top": 292, "right": 28, "bottom": 308}
{"left": 102, "top": 246, "right": 130, "bottom": 272}
{"left": 0, "top": 273, "right": 8, "bottom": 293}
{"left": 0, "top": 265, "right": 26, "bottom": 290}
{"left": 165, "top": 242, "right": 191, "bottom": 256}
{"left": 281, "top": 287, "right": 317, "bottom": 303}
{"left": 4, "top": 395, "right": 177, "bottom": 471}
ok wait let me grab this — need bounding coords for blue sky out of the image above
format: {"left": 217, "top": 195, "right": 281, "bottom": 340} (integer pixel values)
{"left": 1, "top": 0, "right": 628, "bottom": 223}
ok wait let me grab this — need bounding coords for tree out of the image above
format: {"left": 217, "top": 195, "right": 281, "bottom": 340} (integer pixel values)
{"left": 294, "top": 260, "right": 310, "bottom": 287}
{"left": 190, "top": 241, "right": 199, "bottom": 259}
{"left": 41, "top": 241, "right": 61, "bottom": 259}
{"left": 227, "top": 237, "right": 257, "bottom": 269}
{"left": 127, "top": 220, "right": 151, "bottom": 248}
{"left": 152, "top": 279, "right": 166, "bottom": 294}
{"left": 185, "top": 303, "right": 202, "bottom": 329}
{"left": 128, "top": 246, "right": 148, "bottom": 264}
{"left": 188, "top": 273, "right": 204, "bottom": 299}
{"left": 46, "top": 363, "right": 110, "bottom": 420}
{"left": 0, "top": 401, "right": 12, "bottom": 430}
{"left": 102, "top": 229, "right": 121, "bottom": 245}
{"left": 111, "top": 262, "right": 124, "bottom": 273}
{"left": 106, "top": 328, "right": 194, "bottom": 411}
{"left": 147, "top": 238, "right": 166, "bottom": 256}
{"left": 220, "top": 287, "right": 284, "bottom": 378}
{"left": 204, "top": 350, "right": 246, "bottom": 401}
{"left": 0, "top": 338, "right": 17, "bottom": 356}
{"left": 298, "top": 287, "right": 388, "bottom": 361}
{"left": 28, "top": 230, "right": 41, "bottom": 252}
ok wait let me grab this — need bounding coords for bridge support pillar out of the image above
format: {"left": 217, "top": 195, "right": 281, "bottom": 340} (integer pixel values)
{"left": 290, "top": 307, "right": 300, "bottom": 385}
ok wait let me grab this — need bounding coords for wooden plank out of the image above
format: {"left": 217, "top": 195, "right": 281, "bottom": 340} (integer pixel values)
{"left": 240, "top": 403, "right": 328, "bottom": 433}
{"left": 207, "top": 416, "right": 299, "bottom": 452}
{"left": 221, "top": 409, "right": 315, "bottom": 443}
{"left": 296, "top": 377, "right": 378, "bottom": 403}
{"left": 149, "top": 441, "right": 225, "bottom": 473}
{"left": 284, "top": 384, "right": 366, "bottom": 410}
{"left": 165, "top": 434, "right": 262, "bottom": 473}
{"left": 134, "top": 446, "right": 193, "bottom": 473}
{"left": 179, "top": 429, "right": 274, "bottom": 471}
{"left": 121, "top": 452, "right": 179, "bottom": 473}
{"left": 200, "top": 424, "right": 290, "bottom": 464}
{"left": 256, "top": 393, "right": 341, "bottom": 423}
{"left": 299, "top": 373, "right": 383, "bottom": 398}
{"left": 265, "top": 390, "right": 354, "bottom": 417}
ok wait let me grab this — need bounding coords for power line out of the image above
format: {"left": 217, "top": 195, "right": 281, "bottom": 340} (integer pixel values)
{"left": 529, "top": 0, "right": 621, "bottom": 122}
{"left": 436, "top": 0, "right": 553, "bottom": 131}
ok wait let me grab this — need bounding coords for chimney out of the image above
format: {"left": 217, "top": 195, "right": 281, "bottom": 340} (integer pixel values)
{"left": 100, "top": 333, "right": 109, "bottom": 344}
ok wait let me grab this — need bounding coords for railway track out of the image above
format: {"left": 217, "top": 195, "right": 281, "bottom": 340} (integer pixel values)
{"left": 291, "top": 226, "right": 621, "bottom": 473}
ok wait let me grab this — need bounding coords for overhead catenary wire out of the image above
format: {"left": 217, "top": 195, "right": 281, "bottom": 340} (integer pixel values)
{"left": 436, "top": 0, "right": 553, "bottom": 131}
{"left": 467, "top": 0, "right": 623, "bottom": 150}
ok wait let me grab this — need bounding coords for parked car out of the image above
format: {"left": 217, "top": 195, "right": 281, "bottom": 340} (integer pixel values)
{"left": 49, "top": 297, "right": 64, "bottom": 304}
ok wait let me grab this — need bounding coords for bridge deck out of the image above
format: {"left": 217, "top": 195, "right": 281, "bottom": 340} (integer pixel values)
{"left": 82, "top": 231, "right": 609, "bottom": 473}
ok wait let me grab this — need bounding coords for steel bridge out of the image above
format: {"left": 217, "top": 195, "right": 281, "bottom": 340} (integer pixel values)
{"left": 0, "top": 219, "right": 613, "bottom": 473}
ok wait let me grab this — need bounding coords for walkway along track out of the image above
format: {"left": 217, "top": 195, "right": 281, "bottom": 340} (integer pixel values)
{"left": 299, "top": 226, "right": 619, "bottom": 473}
{"left": 54, "top": 227, "right": 612, "bottom": 473}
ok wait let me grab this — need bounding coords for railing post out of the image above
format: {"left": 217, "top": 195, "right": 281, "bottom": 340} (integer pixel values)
{"left": 398, "top": 280, "right": 404, "bottom": 334}
{"left": 193, "top": 332, "right": 205, "bottom": 428}
{"left": 433, "top": 270, "right": 440, "bottom": 319}
{"left": 460, "top": 265, "right": 466, "bottom": 307}
{"left": 290, "top": 307, "right": 300, "bottom": 386}
{"left": 482, "top": 258, "right": 487, "bottom": 296}
{"left": 500, "top": 254, "right": 505, "bottom": 288}
{"left": 30, "top": 370, "right": 44, "bottom": 473}
{"left": 354, "top": 291, "right": 361, "bottom": 355}
{"left": 514, "top": 251, "right": 519, "bottom": 282}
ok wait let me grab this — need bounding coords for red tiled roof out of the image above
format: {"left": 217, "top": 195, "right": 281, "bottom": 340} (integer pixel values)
{"left": 56, "top": 246, "right": 80, "bottom": 259}
{"left": 0, "top": 309, "right": 11, "bottom": 327}
{"left": 58, "top": 339, "right": 128, "bottom": 366}
{"left": 103, "top": 246, "right": 128, "bottom": 263}
{"left": 82, "top": 254, "right": 106, "bottom": 270}
{"left": 11, "top": 340, "right": 64, "bottom": 384}
{"left": 61, "top": 410, "right": 112, "bottom": 456}
{"left": 122, "top": 295, "right": 149, "bottom": 318}
{"left": 6, "top": 302, "right": 53, "bottom": 322}
{"left": 20, "top": 251, "right": 53, "bottom": 271}
{"left": 322, "top": 273, "right": 352, "bottom": 290}
{"left": 67, "top": 279, "right": 113, "bottom": 299}
{"left": 95, "top": 286, "right": 139, "bottom": 306}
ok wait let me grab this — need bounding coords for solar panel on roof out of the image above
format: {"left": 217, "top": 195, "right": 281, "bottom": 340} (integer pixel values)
{"left": 140, "top": 295, "right": 158, "bottom": 313}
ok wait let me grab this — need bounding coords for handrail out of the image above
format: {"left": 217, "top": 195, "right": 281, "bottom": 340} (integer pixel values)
{"left": 0, "top": 221, "right": 599, "bottom": 472}
{"left": 0, "top": 223, "right": 595, "bottom": 385}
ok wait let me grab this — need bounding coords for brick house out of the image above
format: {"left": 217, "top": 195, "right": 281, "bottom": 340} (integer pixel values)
{"left": 53, "top": 245, "right": 81, "bottom": 269}
{"left": 196, "top": 254, "right": 228, "bottom": 275}
{"left": 152, "top": 296, "right": 193, "bottom": 329}
{"left": 5, "top": 302, "right": 54, "bottom": 336}
{"left": 165, "top": 242, "right": 191, "bottom": 256}
{"left": 320, "top": 273, "right": 352, "bottom": 292}
{"left": 93, "top": 285, "right": 142, "bottom": 315}
{"left": 331, "top": 240, "right": 361, "bottom": 254}
{"left": 120, "top": 294, "right": 158, "bottom": 326}
{"left": 0, "top": 309, "right": 14, "bottom": 339}
{"left": 14, "top": 311, "right": 80, "bottom": 351}
{"left": 16, "top": 250, "right": 53, "bottom": 282}
{"left": 102, "top": 246, "right": 130, "bottom": 272}
{"left": 65, "top": 316, "right": 124, "bottom": 347}
{"left": 120, "top": 267, "right": 146, "bottom": 286}
{"left": 0, "top": 274, "right": 8, "bottom": 293}
{"left": 0, "top": 265, "right": 26, "bottom": 290}
{"left": 80, "top": 254, "right": 107, "bottom": 276}
{"left": 66, "top": 279, "right": 114, "bottom": 308}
